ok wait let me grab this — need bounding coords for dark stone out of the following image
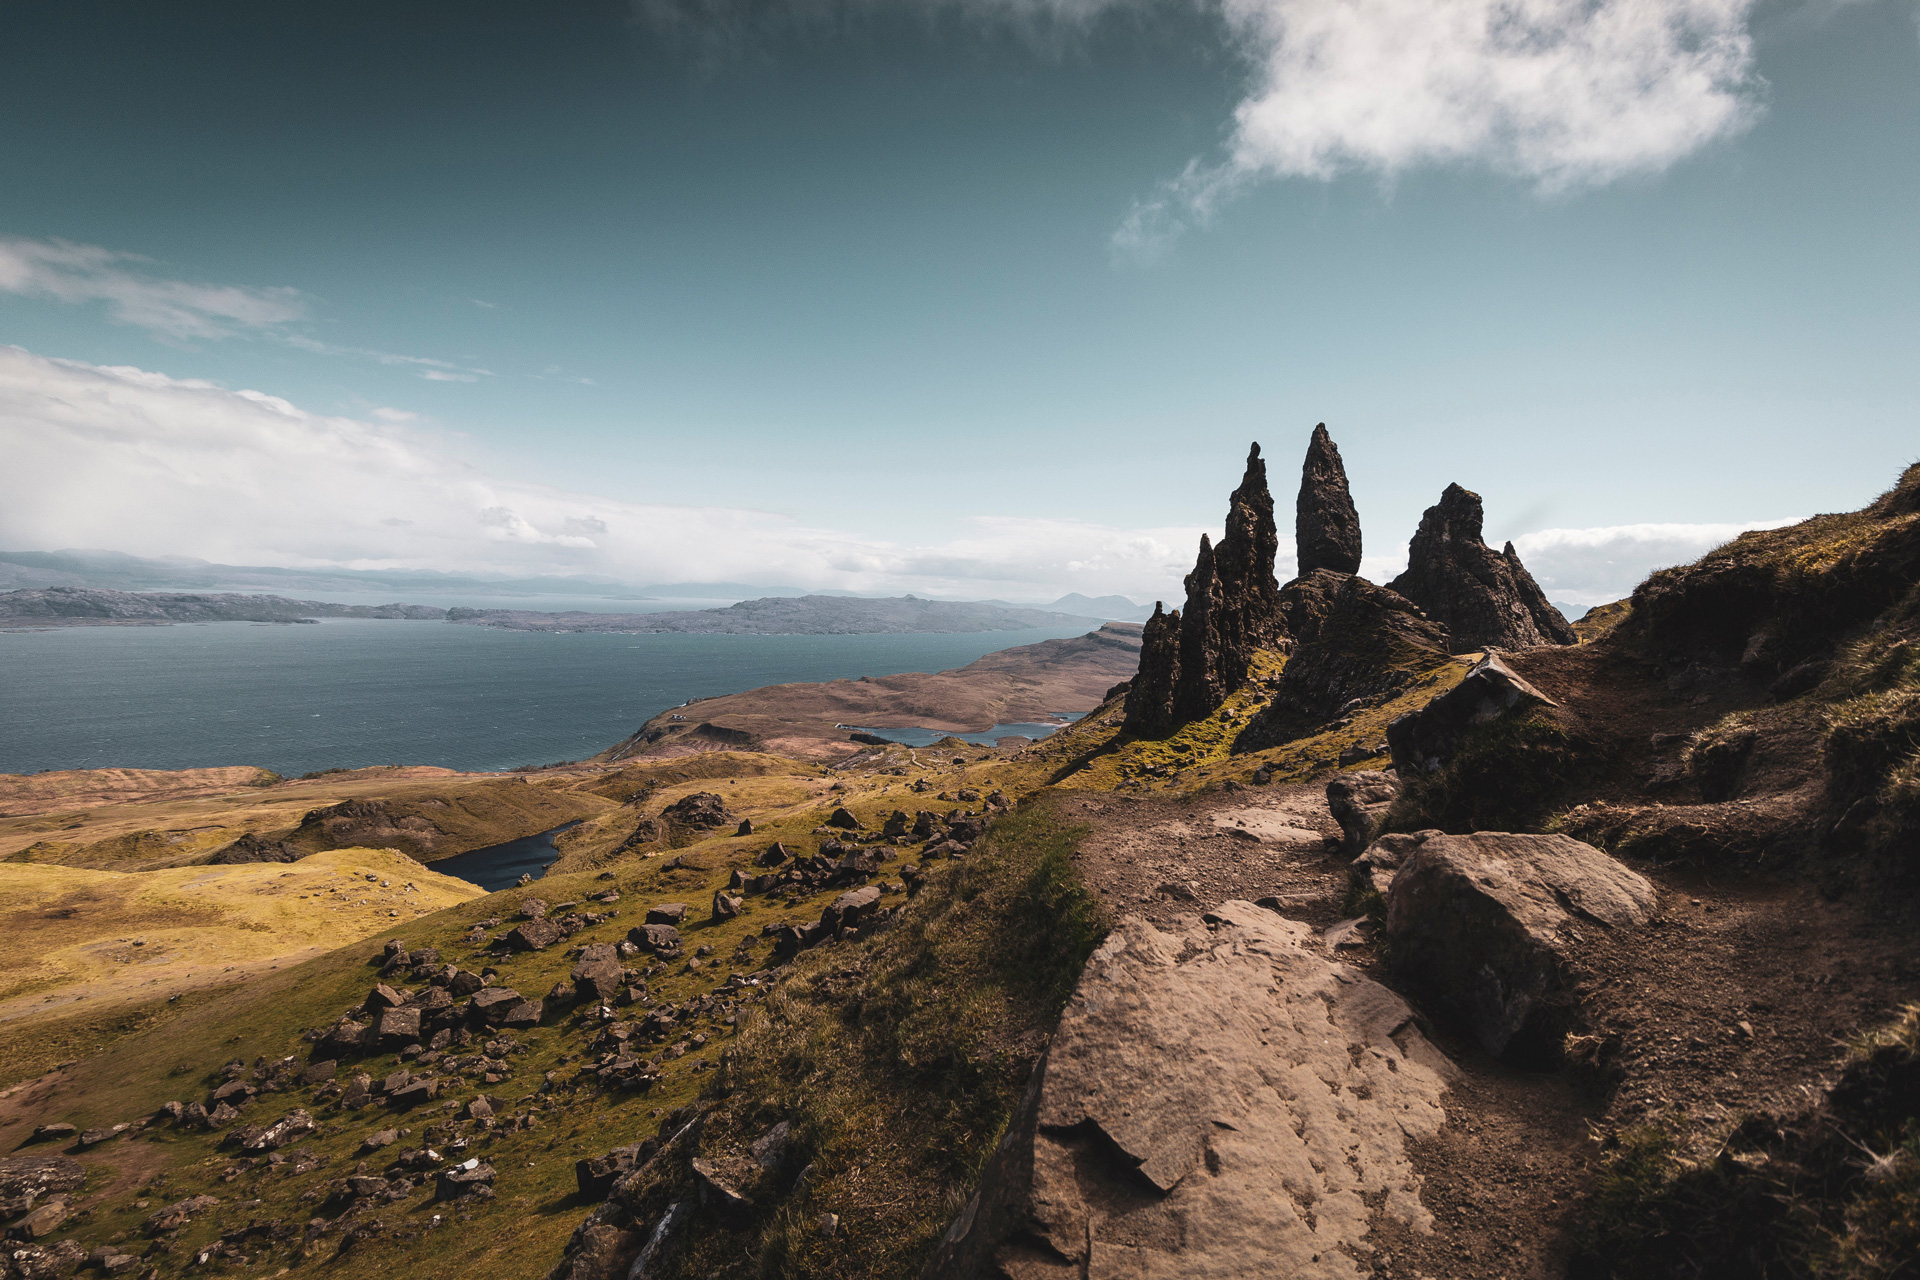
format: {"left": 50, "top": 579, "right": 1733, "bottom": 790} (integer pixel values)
{"left": 374, "top": 1006, "right": 422, "bottom": 1045}
{"left": 711, "top": 891, "right": 742, "bottom": 920}
{"left": 644, "top": 904, "right": 688, "bottom": 925}
{"left": 205, "top": 832, "right": 302, "bottom": 864}
{"left": 735, "top": 818, "right": 754, "bottom": 836}
{"left": 575, "top": 1145, "right": 645, "bottom": 1200}
{"left": 506, "top": 918, "right": 564, "bottom": 952}
{"left": 660, "top": 792, "right": 733, "bottom": 833}
{"left": 25, "top": 1125, "right": 75, "bottom": 1145}
{"left": 881, "top": 810, "right": 910, "bottom": 838}
{"left": 1123, "top": 602, "right": 1183, "bottom": 736}
{"left": 468, "top": 987, "right": 524, "bottom": 1026}
{"left": 1326, "top": 771, "right": 1402, "bottom": 856}
{"left": 630, "top": 924, "right": 682, "bottom": 955}
{"left": 1295, "top": 423, "right": 1362, "bottom": 575}
{"left": 825, "top": 806, "right": 863, "bottom": 830}
{"left": 389, "top": 1076, "right": 441, "bottom": 1107}
{"left": 500, "top": 998, "right": 544, "bottom": 1029}
{"left": 435, "top": 1159, "right": 496, "bottom": 1201}
{"left": 1388, "top": 483, "right": 1575, "bottom": 652}
{"left": 363, "top": 983, "right": 405, "bottom": 1012}
{"left": 821, "top": 886, "right": 882, "bottom": 934}
{"left": 755, "top": 842, "right": 790, "bottom": 867}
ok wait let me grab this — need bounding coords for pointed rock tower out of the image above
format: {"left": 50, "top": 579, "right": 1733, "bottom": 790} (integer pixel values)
{"left": 1295, "top": 423, "right": 1362, "bottom": 576}
{"left": 1388, "top": 483, "right": 1576, "bottom": 652}
{"left": 1124, "top": 444, "right": 1286, "bottom": 735}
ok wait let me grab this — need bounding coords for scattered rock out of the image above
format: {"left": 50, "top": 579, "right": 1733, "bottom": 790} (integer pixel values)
{"left": 144, "top": 1194, "right": 220, "bottom": 1235}
{"left": 630, "top": 924, "right": 683, "bottom": 956}
{"left": 24, "top": 1125, "right": 75, "bottom": 1146}
{"left": 660, "top": 792, "right": 733, "bottom": 834}
{"left": 506, "top": 917, "right": 565, "bottom": 952}
{"left": 205, "top": 831, "right": 303, "bottom": 864}
{"left": 645, "top": 904, "right": 688, "bottom": 925}
{"left": 469, "top": 987, "right": 525, "bottom": 1026}
{"left": 711, "top": 891, "right": 742, "bottom": 920}
{"left": 435, "top": 1158, "right": 496, "bottom": 1201}
{"left": 824, "top": 806, "right": 863, "bottom": 830}
{"left": 1326, "top": 769, "right": 1401, "bottom": 855}
{"left": 1385, "top": 830, "right": 1656, "bottom": 1061}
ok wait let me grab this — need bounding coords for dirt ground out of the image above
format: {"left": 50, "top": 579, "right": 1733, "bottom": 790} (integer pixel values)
{"left": 1053, "top": 771, "right": 1920, "bottom": 1280}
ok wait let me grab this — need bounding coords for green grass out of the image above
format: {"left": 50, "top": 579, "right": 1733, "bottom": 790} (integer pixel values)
{"left": 1384, "top": 713, "right": 1587, "bottom": 834}
{"left": 626, "top": 800, "right": 1108, "bottom": 1280}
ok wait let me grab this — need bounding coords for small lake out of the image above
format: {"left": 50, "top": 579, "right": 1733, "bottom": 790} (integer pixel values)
{"left": 432, "top": 823, "right": 579, "bottom": 892}
{"left": 857, "top": 718, "right": 1084, "bottom": 748}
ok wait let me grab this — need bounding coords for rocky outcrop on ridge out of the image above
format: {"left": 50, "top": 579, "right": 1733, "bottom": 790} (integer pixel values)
{"left": 1385, "top": 652, "right": 1557, "bottom": 776}
{"left": 1125, "top": 443, "right": 1288, "bottom": 735}
{"left": 924, "top": 901, "right": 1454, "bottom": 1279}
{"left": 1295, "top": 423, "right": 1362, "bottom": 575}
{"left": 1384, "top": 831, "right": 1656, "bottom": 1062}
{"left": 1235, "top": 574, "right": 1450, "bottom": 749}
{"left": 1388, "top": 483, "right": 1575, "bottom": 652}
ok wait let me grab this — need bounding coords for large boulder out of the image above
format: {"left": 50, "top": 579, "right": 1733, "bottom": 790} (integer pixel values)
{"left": 1295, "top": 422, "right": 1362, "bottom": 576}
{"left": 1326, "top": 770, "right": 1401, "bottom": 855}
{"left": 1384, "top": 831, "right": 1656, "bottom": 1061}
{"left": 507, "top": 917, "right": 565, "bottom": 952}
{"left": 571, "top": 945, "right": 625, "bottom": 1004}
{"left": 1388, "top": 483, "right": 1575, "bottom": 652}
{"left": 923, "top": 902, "right": 1454, "bottom": 1279}
{"left": 1386, "top": 652, "right": 1558, "bottom": 776}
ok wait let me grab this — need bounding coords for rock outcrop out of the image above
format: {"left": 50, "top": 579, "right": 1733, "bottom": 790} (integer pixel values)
{"left": 1388, "top": 483, "right": 1575, "bottom": 652}
{"left": 924, "top": 902, "right": 1454, "bottom": 1279}
{"left": 1384, "top": 831, "right": 1656, "bottom": 1061}
{"left": 1385, "top": 652, "right": 1557, "bottom": 776}
{"left": 1126, "top": 444, "right": 1286, "bottom": 735}
{"left": 1234, "top": 575, "right": 1450, "bottom": 751}
{"left": 1295, "top": 423, "right": 1362, "bottom": 575}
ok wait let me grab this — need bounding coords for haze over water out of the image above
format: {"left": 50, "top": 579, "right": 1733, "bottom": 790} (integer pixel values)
{"left": 0, "top": 619, "right": 1092, "bottom": 777}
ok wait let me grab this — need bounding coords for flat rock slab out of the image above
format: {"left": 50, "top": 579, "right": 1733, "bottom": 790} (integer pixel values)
{"left": 1385, "top": 830, "right": 1656, "bottom": 1060}
{"left": 925, "top": 901, "right": 1454, "bottom": 1280}
{"left": 0, "top": 1154, "right": 86, "bottom": 1216}
{"left": 1206, "top": 809, "right": 1323, "bottom": 846}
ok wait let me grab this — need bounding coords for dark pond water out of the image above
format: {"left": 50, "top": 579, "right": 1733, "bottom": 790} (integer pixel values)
{"left": 432, "top": 822, "right": 579, "bottom": 892}
{"left": 854, "top": 716, "right": 1084, "bottom": 747}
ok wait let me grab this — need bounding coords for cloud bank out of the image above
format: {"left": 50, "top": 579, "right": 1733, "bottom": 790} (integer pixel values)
{"left": 0, "top": 343, "right": 1793, "bottom": 608}
{"left": 1118, "top": 0, "right": 1761, "bottom": 250}
{"left": 0, "top": 344, "right": 1202, "bottom": 601}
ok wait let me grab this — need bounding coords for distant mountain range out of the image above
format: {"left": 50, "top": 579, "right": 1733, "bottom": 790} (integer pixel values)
{"left": 0, "top": 550, "right": 1148, "bottom": 620}
{"left": 0, "top": 586, "right": 1133, "bottom": 635}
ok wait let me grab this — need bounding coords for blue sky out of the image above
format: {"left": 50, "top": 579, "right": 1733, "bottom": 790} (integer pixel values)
{"left": 0, "top": 0, "right": 1915, "bottom": 607}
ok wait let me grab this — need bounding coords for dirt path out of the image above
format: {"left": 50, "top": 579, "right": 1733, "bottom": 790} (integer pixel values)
{"left": 1053, "top": 778, "right": 1920, "bottom": 1279}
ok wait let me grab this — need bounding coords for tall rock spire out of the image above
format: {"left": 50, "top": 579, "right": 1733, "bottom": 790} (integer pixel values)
{"left": 1295, "top": 423, "right": 1362, "bottom": 576}
{"left": 1124, "top": 444, "right": 1287, "bottom": 735}
{"left": 1388, "top": 483, "right": 1576, "bottom": 652}
{"left": 1122, "top": 601, "right": 1182, "bottom": 736}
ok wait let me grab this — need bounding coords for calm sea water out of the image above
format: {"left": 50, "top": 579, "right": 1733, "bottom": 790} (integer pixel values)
{"left": 0, "top": 619, "right": 1093, "bottom": 776}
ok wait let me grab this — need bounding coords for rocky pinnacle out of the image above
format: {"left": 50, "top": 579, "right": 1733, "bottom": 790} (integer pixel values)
{"left": 1295, "top": 423, "right": 1363, "bottom": 576}
{"left": 1126, "top": 444, "right": 1286, "bottom": 735}
{"left": 1388, "top": 482, "right": 1576, "bottom": 652}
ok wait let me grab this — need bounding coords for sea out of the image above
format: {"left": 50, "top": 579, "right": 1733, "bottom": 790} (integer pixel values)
{"left": 0, "top": 618, "right": 1095, "bottom": 777}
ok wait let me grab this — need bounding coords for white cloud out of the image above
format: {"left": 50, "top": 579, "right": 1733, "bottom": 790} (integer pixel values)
{"left": 1113, "top": 0, "right": 1761, "bottom": 252}
{"left": 1508, "top": 517, "right": 1798, "bottom": 608}
{"left": 0, "top": 344, "right": 1204, "bottom": 602}
{"left": 0, "top": 236, "right": 306, "bottom": 340}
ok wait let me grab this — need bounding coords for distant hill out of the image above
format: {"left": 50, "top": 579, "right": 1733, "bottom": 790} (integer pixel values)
{"left": 0, "top": 549, "right": 653, "bottom": 601}
{"left": 448, "top": 594, "right": 1102, "bottom": 635}
{"left": 0, "top": 587, "right": 1104, "bottom": 635}
{"left": 0, "top": 587, "right": 444, "bottom": 626}
{"left": 1045, "top": 592, "right": 1153, "bottom": 622}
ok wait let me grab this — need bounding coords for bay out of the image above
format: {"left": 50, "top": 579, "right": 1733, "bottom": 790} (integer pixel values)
{"left": 0, "top": 619, "right": 1093, "bottom": 777}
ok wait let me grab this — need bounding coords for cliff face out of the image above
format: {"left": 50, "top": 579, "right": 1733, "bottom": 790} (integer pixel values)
{"left": 1388, "top": 483, "right": 1575, "bottom": 652}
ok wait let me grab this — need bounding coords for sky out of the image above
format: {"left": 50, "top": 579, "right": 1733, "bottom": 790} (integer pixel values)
{"left": 0, "top": 0, "right": 1915, "bottom": 609}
